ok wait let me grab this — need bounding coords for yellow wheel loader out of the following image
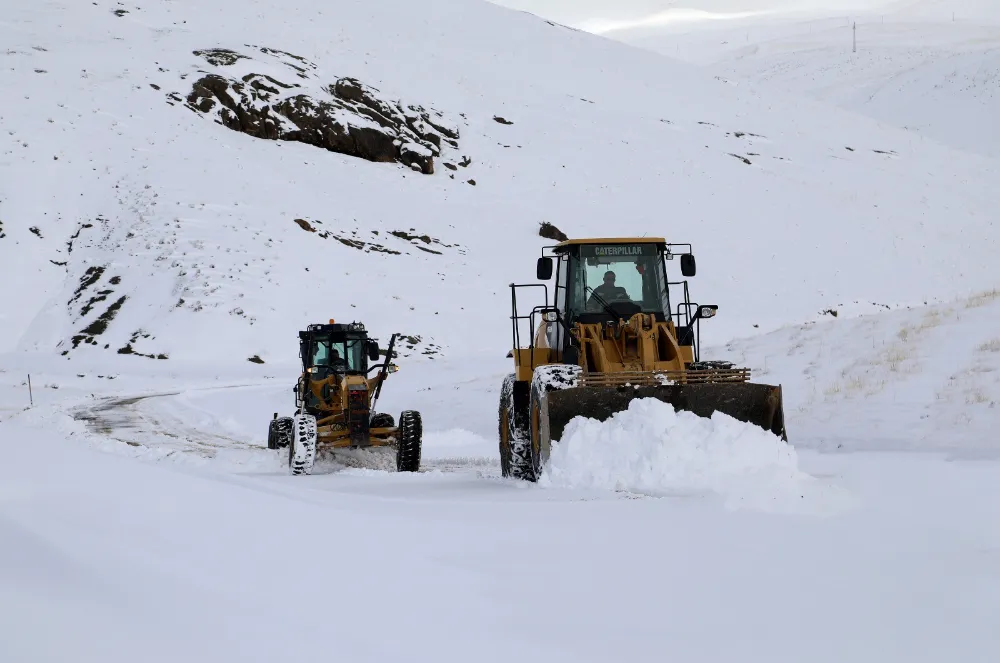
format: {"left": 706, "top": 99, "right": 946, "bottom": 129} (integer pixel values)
{"left": 499, "top": 237, "right": 787, "bottom": 482}
{"left": 267, "top": 321, "right": 422, "bottom": 475}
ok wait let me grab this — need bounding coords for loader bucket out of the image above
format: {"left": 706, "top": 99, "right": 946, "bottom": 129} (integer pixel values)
{"left": 540, "top": 382, "right": 787, "bottom": 457}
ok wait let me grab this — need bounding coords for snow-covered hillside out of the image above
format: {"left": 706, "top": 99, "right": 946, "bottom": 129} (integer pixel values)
{"left": 2, "top": 0, "right": 999, "bottom": 368}
{"left": 717, "top": 288, "right": 1000, "bottom": 457}
{"left": 589, "top": 1, "right": 1000, "bottom": 158}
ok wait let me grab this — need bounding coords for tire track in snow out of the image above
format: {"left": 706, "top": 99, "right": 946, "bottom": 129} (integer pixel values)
{"left": 68, "top": 385, "right": 501, "bottom": 477}
{"left": 70, "top": 386, "right": 272, "bottom": 461}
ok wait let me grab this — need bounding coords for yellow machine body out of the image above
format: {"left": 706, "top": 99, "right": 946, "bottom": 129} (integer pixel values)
{"left": 499, "top": 237, "right": 787, "bottom": 481}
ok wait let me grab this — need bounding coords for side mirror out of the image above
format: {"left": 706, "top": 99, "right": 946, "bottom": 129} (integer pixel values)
{"left": 696, "top": 305, "right": 718, "bottom": 320}
{"left": 537, "top": 256, "right": 553, "bottom": 280}
{"left": 681, "top": 254, "right": 696, "bottom": 277}
{"left": 367, "top": 341, "right": 380, "bottom": 361}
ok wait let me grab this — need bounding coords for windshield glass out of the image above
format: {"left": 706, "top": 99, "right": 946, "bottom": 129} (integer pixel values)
{"left": 310, "top": 336, "right": 366, "bottom": 373}
{"left": 570, "top": 244, "right": 668, "bottom": 315}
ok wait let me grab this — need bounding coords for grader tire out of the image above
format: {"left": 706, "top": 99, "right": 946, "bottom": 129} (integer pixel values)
{"left": 268, "top": 416, "right": 294, "bottom": 450}
{"left": 396, "top": 410, "right": 422, "bottom": 472}
{"left": 289, "top": 414, "right": 317, "bottom": 476}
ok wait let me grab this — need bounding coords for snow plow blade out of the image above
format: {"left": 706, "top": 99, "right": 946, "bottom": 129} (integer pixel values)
{"left": 543, "top": 382, "right": 787, "bottom": 446}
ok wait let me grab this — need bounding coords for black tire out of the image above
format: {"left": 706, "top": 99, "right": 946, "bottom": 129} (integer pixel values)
{"left": 498, "top": 374, "right": 532, "bottom": 480}
{"left": 289, "top": 413, "right": 317, "bottom": 475}
{"left": 267, "top": 416, "right": 294, "bottom": 449}
{"left": 520, "top": 364, "right": 582, "bottom": 482}
{"left": 396, "top": 410, "right": 422, "bottom": 472}
{"left": 370, "top": 412, "right": 395, "bottom": 429}
{"left": 515, "top": 378, "right": 545, "bottom": 482}
{"left": 498, "top": 377, "right": 512, "bottom": 477}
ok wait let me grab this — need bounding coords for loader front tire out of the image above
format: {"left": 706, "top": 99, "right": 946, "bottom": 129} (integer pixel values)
{"left": 289, "top": 413, "right": 317, "bottom": 475}
{"left": 516, "top": 379, "right": 546, "bottom": 482}
{"left": 396, "top": 410, "right": 422, "bottom": 472}
{"left": 499, "top": 374, "right": 532, "bottom": 480}
{"left": 268, "top": 416, "right": 294, "bottom": 449}
{"left": 519, "top": 364, "right": 583, "bottom": 482}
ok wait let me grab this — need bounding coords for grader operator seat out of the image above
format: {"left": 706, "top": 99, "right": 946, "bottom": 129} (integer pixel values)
{"left": 311, "top": 345, "right": 348, "bottom": 375}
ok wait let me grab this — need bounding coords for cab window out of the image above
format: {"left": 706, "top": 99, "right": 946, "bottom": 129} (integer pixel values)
{"left": 569, "top": 244, "right": 668, "bottom": 317}
{"left": 309, "top": 338, "right": 366, "bottom": 373}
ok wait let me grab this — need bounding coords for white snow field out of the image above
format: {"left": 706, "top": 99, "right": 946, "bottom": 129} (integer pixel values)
{"left": 574, "top": 0, "right": 1000, "bottom": 159}
{"left": 2, "top": 0, "right": 1000, "bottom": 660}
{"left": 3, "top": 307, "right": 1000, "bottom": 661}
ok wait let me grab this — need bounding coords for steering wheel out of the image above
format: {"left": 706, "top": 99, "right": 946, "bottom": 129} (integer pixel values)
{"left": 588, "top": 290, "right": 633, "bottom": 311}
{"left": 608, "top": 300, "right": 642, "bottom": 318}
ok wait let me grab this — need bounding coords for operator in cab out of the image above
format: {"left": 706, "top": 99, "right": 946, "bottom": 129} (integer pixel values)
{"left": 312, "top": 343, "right": 348, "bottom": 373}
{"left": 587, "top": 270, "right": 630, "bottom": 309}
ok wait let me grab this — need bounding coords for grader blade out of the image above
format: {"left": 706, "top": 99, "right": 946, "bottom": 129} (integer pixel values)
{"left": 543, "top": 382, "right": 787, "bottom": 447}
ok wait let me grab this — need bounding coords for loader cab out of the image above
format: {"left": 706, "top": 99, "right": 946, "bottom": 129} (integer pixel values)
{"left": 523, "top": 238, "right": 707, "bottom": 360}
{"left": 535, "top": 239, "right": 673, "bottom": 350}
{"left": 298, "top": 322, "right": 381, "bottom": 380}
{"left": 560, "top": 241, "right": 671, "bottom": 324}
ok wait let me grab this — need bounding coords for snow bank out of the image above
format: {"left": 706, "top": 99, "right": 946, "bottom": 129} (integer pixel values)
{"left": 540, "top": 398, "right": 855, "bottom": 514}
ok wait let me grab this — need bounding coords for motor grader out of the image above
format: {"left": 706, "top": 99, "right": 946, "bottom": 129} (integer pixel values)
{"left": 499, "top": 237, "right": 787, "bottom": 481}
{"left": 267, "top": 320, "right": 422, "bottom": 476}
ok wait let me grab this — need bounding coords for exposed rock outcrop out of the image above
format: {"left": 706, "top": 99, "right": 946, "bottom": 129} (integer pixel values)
{"left": 183, "top": 49, "right": 461, "bottom": 174}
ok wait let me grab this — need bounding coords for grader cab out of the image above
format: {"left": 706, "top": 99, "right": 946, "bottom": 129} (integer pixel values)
{"left": 499, "top": 237, "right": 787, "bottom": 481}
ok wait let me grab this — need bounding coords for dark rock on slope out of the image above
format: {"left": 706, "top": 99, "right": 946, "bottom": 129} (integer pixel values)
{"left": 183, "top": 49, "right": 461, "bottom": 174}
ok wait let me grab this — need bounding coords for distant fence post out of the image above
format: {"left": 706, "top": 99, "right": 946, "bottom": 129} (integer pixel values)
{"left": 28, "top": 374, "right": 33, "bottom": 407}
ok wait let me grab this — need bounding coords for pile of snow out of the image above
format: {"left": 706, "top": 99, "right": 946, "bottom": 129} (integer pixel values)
{"left": 540, "top": 397, "right": 854, "bottom": 514}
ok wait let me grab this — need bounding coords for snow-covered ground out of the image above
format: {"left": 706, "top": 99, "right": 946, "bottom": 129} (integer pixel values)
{"left": 3, "top": 288, "right": 998, "bottom": 660}
{"left": 3, "top": 304, "right": 1000, "bottom": 660}
{"left": 2, "top": 0, "right": 999, "bottom": 660}
{"left": 12, "top": 410, "right": 1000, "bottom": 662}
